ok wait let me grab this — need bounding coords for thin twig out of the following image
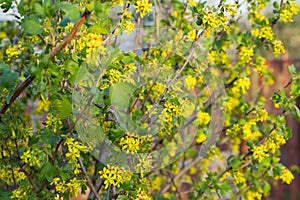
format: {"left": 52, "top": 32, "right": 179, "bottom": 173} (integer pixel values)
{"left": 49, "top": 10, "right": 91, "bottom": 58}
{"left": 154, "top": 0, "right": 160, "bottom": 41}
{"left": 78, "top": 157, "right": 101, "bottom": 200}
{"left": 141, "top": 41, "right": 198, "bottom": 123}
{"left": 0, "top": 75, "right": 35, "bottom": 115}
{"left": 134, "top": 14, "right": 141, "bottom": 54}
{"left": 0, "top": 10, "right": 91, "bottom": 116}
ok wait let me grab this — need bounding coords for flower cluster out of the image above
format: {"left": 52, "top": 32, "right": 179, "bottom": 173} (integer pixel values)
{"left": 44, "top": 113, "right": 62, "bottom": 133}
{"left": 119, "top": 133, "right": 140, "bottom": 153}
{"left": 208, "top": 50, "right": 230, "bottom": 65}
{"left": 0, "top": 166, "right": 26, "bottom": 185}
{"left": 231, "top": 169, "right": 246, "bottom": 187}
{"left": 238, "top": 46, "right": 254, "bottom": 65}
{"left": 21, "top": 148, "right": 43, "bottom": 167}
{"left": 11, "top": 186, "right": 28, "bottom": 200}
{"left": 122, "top": 9, "right": 135, "bottom": 33}
{"left": 147, "top": 81, "right": 166, "bottom": 99}
{"left": 134, "top": 0, "right": 152, "bottom": 18}
{"left": 276, "top": 166, "right": 294, "bottom": 184}
{"left": 76, "top": 32, "right": 104, "bottom": 55}
{"left": 265, "top": 131, "right": 286, "bottom": 153}
{"left": 280, "top": 2, "right": 299, "bottom": 23}
{"left": 187, "top": 30, "right": 197, "bottom": 41}
{"left": 272, "top": 40, "right": 285, "bottom": 57}
{"left": 136, "top": 188, "right": 152, "bottom": 200}
{"left": 202, "top": 10, "right": 229, "bottom": 37}
{"left": 5, "top": 42, "right": 24, "bottom": 61}
{"left": 197, "top": 111, "right": 211, "bottom": 126}
{"left": 158, "top": 101, "right": 182, "bottom": 136}
{"left": 251, "top": 26, "right": 274, "bottom": 41}
{"left": 252, "top": 144, "right": 269, "bottom": 162}
{"left": 65, "top": 137, "right": 89, "bottom": 163}
{"left": 184, "top": 75, "right": 197, "bottom": 90}
{"left": 195, "top": 131, "right": 207, "bottom": 143}
{"left": 34, "top": 95, "right": 51, "bottom": 114}
{"left": 245, "top": 188, "right": 264, "bottom": 200}
{"left": 99, "top": 165, "right": 132, "bottom": 189}
{"left": 254, "top": 56, "right": 267, "bottom": 76}
{"left": 51, "top": 177, "right": 84, "bottom": 197}
{"left": 231, "top": 77, "right": 251, "bottom": 94}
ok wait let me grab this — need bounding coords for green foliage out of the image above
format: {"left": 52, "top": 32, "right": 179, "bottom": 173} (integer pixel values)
{"left": 0, "top": 0, "right": 299, "bottom": 199}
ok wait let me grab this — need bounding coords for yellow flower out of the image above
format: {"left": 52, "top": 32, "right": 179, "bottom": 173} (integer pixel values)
{"left": 280, "top": 2, "right": 299, "bottom": 23}
{"left": 136, "top": 188, "right": 152, "bottom": 200}
{"left": 231, "top": 77, "right": 251, "bottom": 94}
{"left": 112, "top": 0, "right": 123, "bottom": 6}
{"left": 187, "top": 0, "right": 197, "bottom": 7}
{"left": 123, "top": 21, "right": 135, "bottom": 33}
{"left": 279, "top": 166, "right": 294, "bottom": 184}
{"left": 172, "top": 10, "right": 179, "bottom": 18}
{"left": 135, "top": 0, "right": 152, "bottom": 18}
{"left": 5, "top": 43, "right": 24, "bottom": 61}
{"left": 184, "top": 75, "right": 197, "bottom": 90}
{"left": 187, "top": 29, "right": 197, "bottom": 41}
{"left": 107, "top": 69, "right": 122, "bottom": 83}
{"left": 208, "top": 50, "right": 230, "bottom": 65}
{"left": 35, "top": 95, "right": 51, "bottom": 114}
{"left": 272, "top": 40, "right": 285, "bottom": 57}
{"left": 99, "top": 165, "right": 132, "bottom": 189}
{"left": 119, "top": 134, "right": 140, "bottom": 154}
{"left": 232, "top": 169, "right": 246, "bottom": 186}
{"left": 245, "top": 188, "right": 263, "bottom": 200}
{"left": 196, "top": 132, "right": 207, "bottom": 143}
{"left": 254, "top": 56, "right": 267, "bottom": 76}
{"left": 252, "top": 145, "right": 269, "bottom": 162}
{"left": 238, "top": 46, "right": 254, "bottom": 65}
{"left": 65, "top": 137, "right": 88, "bottom": 163}
{"left": 11, "top": 187, "right": 27, "bottom": 199}
{"left": 266, "top": 131, "right": 286, "bottom": 153}
{"left": 197, "top": 111, "right": 211, "bottom": 126}
{"left": 251, "top": 26, "right": 273, "bottom": 40}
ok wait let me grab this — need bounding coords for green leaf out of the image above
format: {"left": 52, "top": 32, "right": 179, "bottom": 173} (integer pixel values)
{"left": 284, "top": 127, "right": 292, "bottom": 139}
{"left": 263, "top": 183, "right": 271, "bottom": 194}
{"left": 292, "top": 104, "right": 300, "bottom": 120}
{"left": 94, "top": 2, "right": 111, "bottom": 18}
{"left": 22, "top": 18, "right": 43, "bottom": 35}
{"left": 273, "top": 1, "right": 279, "bottom": 9}
{"left": 0, "top": 0, "right": 12, "bottom": 12}
{"left": 102, "top": 46, "right": 124, "bottom": 67}
{"left": 196, "top": 17, "right": 203, "bottom": 26}
{"left": 59, "top": 17, "right": 71, "bottom": 27}
{"left": 89, "top": 23, "right": 110, "bottom": 34}
{"left": 40, "top": 162, "right": 56, "bottom": 182}
{"left": 190, "top": 6, "right": 197, "bottom": 13}
{"left": 64, "top": 60, "right": 79, "bottom": 74}
{"left": 57, "top": 2, "right": 80, "bottom": 22}
{"left": 53, "top": 96, "right": 72, "bottom": 119}
{"left": 111, "top": 82, "right": 135, "bottom": 110}
{"left": 0, "top": 69, "right": 19, "bottom": 91}
{"left": 0, "top": 62, "right": 10, "bottom": 72}
{"left": 227, "top": 155, "right": 241, "bottom": 169}
{"left": 288, "top": 65, "right": 296, "bottom": 75}
{"left": 34, "top": 2, "right": 45, "bottom": 16}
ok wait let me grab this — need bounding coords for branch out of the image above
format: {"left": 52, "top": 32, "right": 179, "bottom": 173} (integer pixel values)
{"left": 78, "top": 157, "right": 101, "bottom": 200}
{"left": 140, "top": 38, "right": 198, "bottom": 123}
{"left": 48, "top": 10, "right": 91, "bottom": 59}
{"left": 134, "top": 13, "right": 141, "bottom": 54}
{"left": 0, "top": 10, "right": 91, "bottom": 116}
{"left": 0, "top": 75, "right": 35, "bottom": 115}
